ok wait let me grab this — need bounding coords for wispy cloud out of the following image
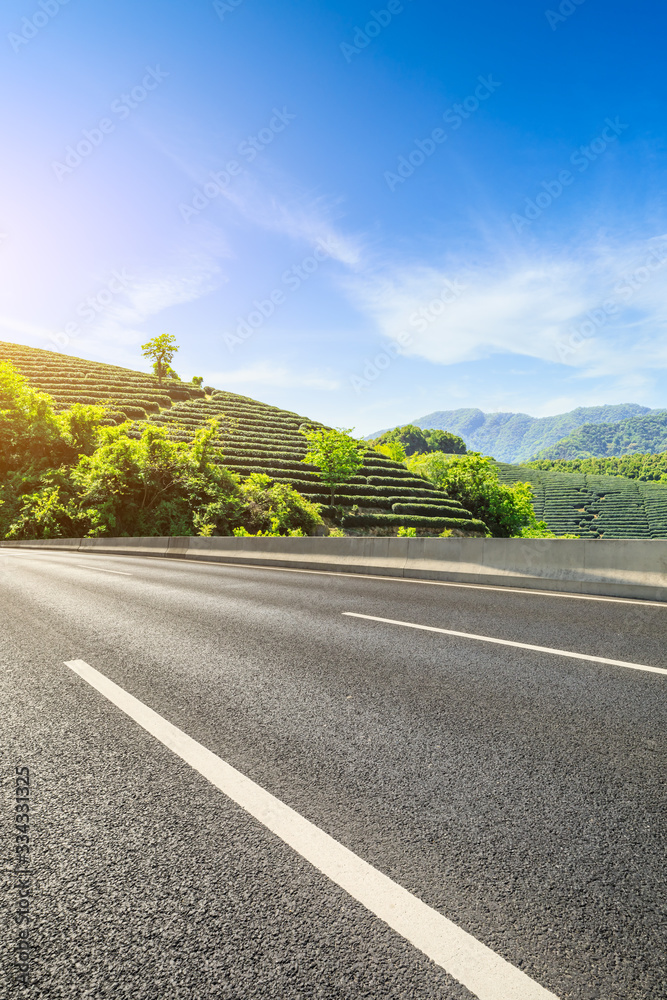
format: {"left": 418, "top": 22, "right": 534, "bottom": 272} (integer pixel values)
{"left": 346, "top": 234, "right": 667, "bottom": 377}
{"left": 146, "top": 122, "right": 364, "bottom": 267}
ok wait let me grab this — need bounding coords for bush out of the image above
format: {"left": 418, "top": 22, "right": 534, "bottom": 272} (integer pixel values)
{"left": 407, "top": 452, "right": 537, "bottom": 537}
{"left": 116, "top": 405, "right": 147, "bottom": 419}
{"left": 340, "top": 513, "right": 488, "bottom": 532}
{"left": 391, "top": 502, "right": 472, "bottom": 517}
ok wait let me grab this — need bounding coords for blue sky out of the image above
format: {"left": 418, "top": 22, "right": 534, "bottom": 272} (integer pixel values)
{"left": 1, "top": 0, "right": 666, "bottom": 434}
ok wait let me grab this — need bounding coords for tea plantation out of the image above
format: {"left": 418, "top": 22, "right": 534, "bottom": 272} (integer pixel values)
{"left": 0, "top": 341, "right": 486, "bottom": 535}
{"left": 495, "top": 463, "right": 667, "bottom": 538}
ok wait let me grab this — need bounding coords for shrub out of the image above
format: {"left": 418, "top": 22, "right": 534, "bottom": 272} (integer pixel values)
{"left": 391, "top": 502, "right": 472, "bottom": 517}
{"left": 374, "top": 442, "right": 407, "bottom": 463}
{"left": 407, "top": 452, "right": 537, "bottom": 537}
{"left": 116, "top": 405, "right": 147, "bottom": 419}
{"left": 340, "top": 513, "right": 488, "bottom": 532}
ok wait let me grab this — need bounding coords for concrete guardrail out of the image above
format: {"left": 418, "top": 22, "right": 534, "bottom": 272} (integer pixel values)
{"left": 2, "top": 535, "right": 667, "bottom": 602}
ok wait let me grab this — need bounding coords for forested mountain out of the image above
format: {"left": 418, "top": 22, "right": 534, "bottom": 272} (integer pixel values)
{"left": 372, "top": 404, "right": 652, "bottom": 462}
{"left": 533, "top": 411, "right": 667, "bottom": 459}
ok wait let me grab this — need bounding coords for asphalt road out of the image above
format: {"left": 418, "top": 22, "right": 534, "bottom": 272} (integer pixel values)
{"left": 1, "top": 549, "right": 665, "bottom": 999}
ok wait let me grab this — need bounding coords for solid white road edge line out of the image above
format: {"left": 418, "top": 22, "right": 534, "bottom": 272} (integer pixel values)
{"left": 64, "top": 658, "right": 559, "bottom": 1000}
{"left": 343, "top": 613, "right": 667, "bottom": 677}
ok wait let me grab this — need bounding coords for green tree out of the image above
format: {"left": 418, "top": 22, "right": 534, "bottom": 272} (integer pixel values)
{"left": 300, "top": 426, "right": 365, "bottom": 505}
{"left": 371, "top": 424, "right": 466, "bottom": 457}
{"left": 0, "top": 361, "right": 65, "bottom": 476}
{"left": 141, "top": 333, "right": 179, "bottom": 387}
{"left": 374, "top": 441, "right": 407, "bottom": 463}
{"left": 425, "top": 428, "right": 467, "bottom": 454}
{"left": 406, "top": 451, "right": 557, "bottom": 537}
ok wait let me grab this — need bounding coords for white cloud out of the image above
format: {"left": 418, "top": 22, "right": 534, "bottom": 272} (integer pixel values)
{"left": 347, "top": 235, "right": 667, "bottom": 377}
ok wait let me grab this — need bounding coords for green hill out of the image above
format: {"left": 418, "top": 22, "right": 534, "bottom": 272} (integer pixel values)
{"left": 532, "top": 411, "right": 667, "bottom": 460}
{"left": 495, "top": 463, "right": 667, "bottom": 538}
{"left": 0, "top": 341, "right": 485, "bottom": 536}
{"left": 373, "top": 404, "right": 652, "bottom": 462}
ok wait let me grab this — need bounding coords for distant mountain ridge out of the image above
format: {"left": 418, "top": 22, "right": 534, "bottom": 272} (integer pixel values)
{"left": 369, "top": 404, "right": 654, "bottom": 462}
{"left": 533, "top": 410, "right": 667, "bottom": 460}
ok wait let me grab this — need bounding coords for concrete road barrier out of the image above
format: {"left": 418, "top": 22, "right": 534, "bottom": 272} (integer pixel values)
{"left": 2, "top": 536, "right": 667, "bottom": 602}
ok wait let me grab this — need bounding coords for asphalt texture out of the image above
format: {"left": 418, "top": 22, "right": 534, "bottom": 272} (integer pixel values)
{"left": 0, "top": 549, "right": 665, "bottom": 999}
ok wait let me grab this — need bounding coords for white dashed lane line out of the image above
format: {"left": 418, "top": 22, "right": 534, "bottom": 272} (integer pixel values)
{"left": 64, "top": 658, "right": 559, "bottom": 1000}
{"left": 343, "top": 612, "right": 667, "bottom": 677}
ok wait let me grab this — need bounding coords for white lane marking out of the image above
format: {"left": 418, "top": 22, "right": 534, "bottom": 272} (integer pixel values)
{"left": 64, "top": 658, "right": 559, "bottom": 1000}
{"left": 343, "top": 613, "right": 667, "bottom": 677}
{"left": 10, "top": 548, "right": 667, "bottom": 608}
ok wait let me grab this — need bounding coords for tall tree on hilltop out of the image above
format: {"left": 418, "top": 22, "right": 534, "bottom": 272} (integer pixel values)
{"left": 141, "top": 334, "right": 179, "bottom": 387}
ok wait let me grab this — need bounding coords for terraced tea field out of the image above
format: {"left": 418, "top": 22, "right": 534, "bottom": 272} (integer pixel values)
{"left": 6, "top": 341, "right": 666, "bottom": 538}
{"left": 496, "top": 463, "right": 667, "bottom": 538}
{"left": 0, "top": 342, "right": 485, "bottom": 535}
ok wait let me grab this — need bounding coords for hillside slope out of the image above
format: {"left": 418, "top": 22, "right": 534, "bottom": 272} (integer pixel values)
{"left": 533, "top": 411, "right": 667, "bottom": 460}
{"left": 0, "top": 341, "right": 484, "bottom": 535}
{"left": 373, "top": 404, "right": 652, "bottom": 462}
{"left": 495, "top": 463, "right": 667, "bottom": 538}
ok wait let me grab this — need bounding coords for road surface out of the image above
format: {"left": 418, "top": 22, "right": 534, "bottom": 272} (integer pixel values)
{"left": 1, "top": 548, "right": 665, "bottom": 999}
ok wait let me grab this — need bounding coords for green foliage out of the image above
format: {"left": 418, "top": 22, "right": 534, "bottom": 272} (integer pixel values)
{"left": 407, "top": 404, "right": 651, "bottom": 462}
{"left": 232, "top": 473, "right": 322, "bottom": 536}
{"left": 1, "top": 384, "right": 324, "bottom": 539}
{"left": 300, "top": 425, "right": 365, "bottom": 504}
{"left": 7, "top": 342, "right": 665, "bottom": 539}
{"left": 518, "top": 520, "right": 578, "bottom": 539}
{"left": 0, "top": 361, "right": 68, "bottom": 476}
{"left": 407, "top": 451, "right": 543, "bottom": 537}
{"left": 370, "top": 424, "right": 466, "bottom": 457}
{"left": 391, "top": 502, "right": 472, "bottom": 517}
{"left": 525, "top": 452, "right": 667, "bottom": 481}
{"left": 374, "top": 441, "right": 407, "bottom": 463}
{"left": 341, "top": 512, "right": 488, "bottom": 531}
{"left": 397, "top": 526, "right": 417, "bottom": 537}
{"left": 141, "top": 333, "right": 178, "bottom": 387}
{"left": 532, "top": 410, "right": 667, "bottom": 460}
{"left": 192, "top": 376, "right": 204, "bottom": 387}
